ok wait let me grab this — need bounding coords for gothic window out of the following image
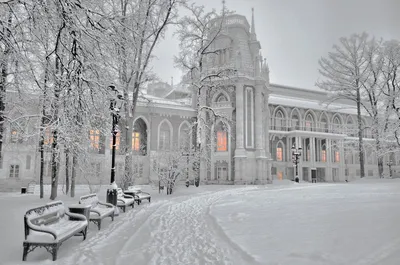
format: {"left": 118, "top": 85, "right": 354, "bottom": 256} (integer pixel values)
{"left": 89, "top": 129, "right": 100, "bottom": 150}
{"left": 10, "top": 128, "right": 18, "bottom": 143}
{"left": 321, "top": 141, "right": 327, "bottom": 162}
{"left": 320, "top": 115, "right": 328, "bottom": 132}
{"left": 333, "top": 116, "right": 341, "bottom": 133}
{"left": 305, "top": 114, "right": 314, "bottom": 131}
{"left": 217, "top": 94, "right": 228, "bottom": 102}
{"left": 133, "top": 118, "right": 147, "bottom": 155}
{"left": 275, "top": 110, "right": 285, "bottom": 130}
{"left": 9, "top": 165, "right": 20, "bottom": 178}
{"left": 246, "top": 87, "right": 254, "bottom": 147}
{"left": 159, "top": 121, "right": 171, "bottom": 150}
{"left": 132, "top": 132, "right": 140, "bottom": 151}
{"left": 276, "top": 141, "right": 284, "bottom": 161}
{"left": 303, "top": 138, "right": 310, "bottom": 162}
{"left": 291, "top": 113, "right": 299, "bottom": 130}
{"left": 346, "top": 117, "right": 355, "bottom": 136}
{"left": 44, "top": 127, "right": 53, "bottom": 145}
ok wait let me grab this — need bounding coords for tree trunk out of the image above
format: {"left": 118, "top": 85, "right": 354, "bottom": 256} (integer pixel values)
{"left": 71, "top": 153, "right": 77, "bottom": 198}
{"left": 39, "top": 140, "right": 44, "bottom": 199}
{"left": 356, "top": 87, "right": 365, "bottom": 178}
{"left": 65, "top": 148, "right": 70, "bottom": 194}
{"left": 0, "top": 8, "right": 12, "bottom": 162}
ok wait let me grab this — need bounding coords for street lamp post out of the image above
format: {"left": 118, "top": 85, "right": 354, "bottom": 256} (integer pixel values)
{"left": 387, "top": 160, "right": 393, "bottom": 178}
{"left": 291, "top": 144, "right": 302, "bottom": 183}
{"left": 106, "top": 85, "right": 124, "bottom": 208}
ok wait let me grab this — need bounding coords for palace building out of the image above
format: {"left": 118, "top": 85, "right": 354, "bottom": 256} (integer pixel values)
{"left": 1, "top": 11, "right": 398, "bottom": 190}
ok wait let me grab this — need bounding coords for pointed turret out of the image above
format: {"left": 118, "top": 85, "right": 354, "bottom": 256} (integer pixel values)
{"left": 250, "top": 8, "right": 257, "bottom": 41}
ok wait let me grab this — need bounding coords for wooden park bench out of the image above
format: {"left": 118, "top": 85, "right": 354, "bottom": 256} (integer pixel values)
{"left": 79, "top": 194, "right": 115, "bottom": 230}
{"left": 127, "top": 186, "right": 151, "bottom": 205}
{"left": 116, "top": 188, "right": 135, "bottom": 212}
{"left": 22, "top": 201, "right": 88, "bottom": 261}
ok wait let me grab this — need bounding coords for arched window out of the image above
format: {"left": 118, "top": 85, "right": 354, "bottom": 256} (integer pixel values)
{"left": 321, "top": 141, "right": 327, "bottom": 162}
{"left": 158, "top": 121, "right": 172, "bottom": 150}
{"left": 133, "top": 118, "right": 148, "bottom": 155}
{"left": 89, "top": 129, "right": 100, "bottom": 150}
{"left": 216, "top": 122, "right": 228, "bottom": 152}
{"left": 346, "top": 117, "right": 355, "bottom": 136}
{"left": 275, "top": 110, "right": 285, "bottom": 130}
{"left": 44, "top": 127, "right": 53, "bottom": 145}
{"left": 305, "top": 114, "right": 314, "bottom": 131}
{"left": 332, "top": 116, "right": 341, "bottom": 133}
{"left": 276, "top": 141, "right": 284, "bottom": 161}
{"left": 320, "top": 115, "right": 328, "bottom": 132}
{"left": 217, "top": 94, "right": 228, "bottom": 102}
{"left": 291, "top": 113, "right": 300, "bottom": 130}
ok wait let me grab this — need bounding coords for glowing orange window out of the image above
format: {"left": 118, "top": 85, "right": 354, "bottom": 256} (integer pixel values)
{"left": 217, "top": 131, "right": 227, "bottom": 151}
{"left": 132, "top": 132, "right": 140, "bottom": 151}
{"left": 321, "top": 150, "right": 326, "bottom": 162}
{"left": 90, "top": 129, "right": 100, "bottom": 149}
{"left": 44, "top": 128, "right": 53, "bottom": 145}
{"left": 335, "top": 151, "right": 340, "bottom": 163}
{"left": 276, "top": 147, "right": 283, "bottom": 161}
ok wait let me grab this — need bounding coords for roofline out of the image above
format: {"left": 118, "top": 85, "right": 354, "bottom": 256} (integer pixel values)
{"left": 270, "top": 83, "right": 326, "bottom": 96}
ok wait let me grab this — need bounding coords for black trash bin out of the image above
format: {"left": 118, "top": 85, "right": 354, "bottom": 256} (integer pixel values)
{"left": 21, "top": 187, "right": 27, "bottom": 194}
{"left": 295, "top": 177, "right": 299, "bottom": 183}
{"left": 106, "top": 189, "right": 117, "bottom": 206}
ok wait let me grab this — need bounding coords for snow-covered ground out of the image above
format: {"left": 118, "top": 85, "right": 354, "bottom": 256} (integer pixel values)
{"left": 1, "top": 179, "right": 400, "bottom": 265}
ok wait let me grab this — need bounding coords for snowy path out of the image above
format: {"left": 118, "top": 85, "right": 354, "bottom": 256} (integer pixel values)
{"left": 51, "top": 187, "right": 259, "bottom": 265}
{"left": 116, "top": 187, "right": 259, "bottom": 265}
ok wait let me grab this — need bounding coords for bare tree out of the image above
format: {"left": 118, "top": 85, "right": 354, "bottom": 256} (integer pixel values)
{"left": 317, "top": 33, "right": 371, "bottom": 178}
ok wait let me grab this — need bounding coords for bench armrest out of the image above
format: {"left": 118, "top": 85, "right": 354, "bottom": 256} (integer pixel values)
{"left": 122, "top": 194, "right": 134, "bottom": 199}
{"left": 98, "top": 201, "right": 114, "bottom": 208}
{"left": 25, "top": 220, "right": 57, "bottom": 240}
{"left": 65, "top": 211, "right": 87, "bottom": 221}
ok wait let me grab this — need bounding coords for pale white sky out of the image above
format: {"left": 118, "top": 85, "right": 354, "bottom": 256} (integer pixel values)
{"left": 151, "top": 0, "right": 400, "bottom": 89}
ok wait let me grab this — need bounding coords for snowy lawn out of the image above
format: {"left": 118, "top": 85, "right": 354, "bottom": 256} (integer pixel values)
{"left": 1, "top": 180, "right": 400, "bottom": 265}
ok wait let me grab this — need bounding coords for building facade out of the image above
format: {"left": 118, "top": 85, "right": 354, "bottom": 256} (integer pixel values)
{"left": 1, "top": 11, "right": 399, "bottom": 190}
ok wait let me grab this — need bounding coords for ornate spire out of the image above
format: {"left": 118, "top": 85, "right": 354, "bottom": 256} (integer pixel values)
{"left": 250, "top": 8, "right": 257, "bottom": 41}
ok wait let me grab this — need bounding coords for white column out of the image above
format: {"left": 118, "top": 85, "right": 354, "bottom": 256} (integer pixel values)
{"left": 235, "top": 81, "right": 246, "bottom": 182}
{"left": 236, "top": 82, "right": 244, "bottom": 150}
{"left": 255, "top": 83, "right": 264, "bottom": 150}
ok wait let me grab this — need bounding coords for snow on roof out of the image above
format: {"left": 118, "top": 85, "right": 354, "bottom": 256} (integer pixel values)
{"left": 268, "top": 95, "right": 357, "bottom": 115}
{"left": 137, "top": 94, "right": 194, "bottom": 111}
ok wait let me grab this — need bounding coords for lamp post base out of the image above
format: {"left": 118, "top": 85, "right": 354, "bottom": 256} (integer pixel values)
{"left": 106, "top": 188, "right": 119, "bottom": 217}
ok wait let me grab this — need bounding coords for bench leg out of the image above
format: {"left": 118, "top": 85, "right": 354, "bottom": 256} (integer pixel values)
{"left": 22, "top": 243, "right": 29, "bottom": 261}
{"left": 83, "top": 227, "right": 88, "bottom": 240}
{"left": 148, "top": 198, "right": 151, "bottom": 203}
{"left": 51, "top": 244, "right": 59, "bottom": 261}
{"left": 131, "top": 203, "right": 134, "bottom": 209}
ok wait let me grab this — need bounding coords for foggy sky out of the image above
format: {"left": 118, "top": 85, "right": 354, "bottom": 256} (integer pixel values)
{"left": 151, "top": 0, "right": 400, "bottom": 90}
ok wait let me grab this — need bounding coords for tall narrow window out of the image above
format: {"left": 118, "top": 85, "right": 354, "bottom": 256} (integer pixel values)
{"left": 275, "top": 110, "right": 284, "bottom": 130}
{"left": 11, "top": 129, "right": 18, "bottom": 143}
{"left": 276, "top": 142, "right": 284, "bottom": 161}
{"left": 9, "top": 165, "right": 20, "bottom": 178}
{"left": 44, "top": 128, "right": 53, "bottom": 145}
{"left": 245, "top": 87, "right": 254, "bottom": 147}
{"left": 159, "top": 122, "right": 171, "bottom": 150}
{"left": 179, "top": 124, "right": 191, "bottom": 152}
{"left": 305, "top": 114, "right": 314, "bottom": 131}
{"left": 90, "top": 129, "right": 100, "bottom": 150}
{"left": 335, "top": 151, "right": 340, "bottom": 163}
{"left": 132, "top": 132, "right": 140, "bottom": 151}
{"left": 217, "top": 131, "right": 228, "bottom": 151}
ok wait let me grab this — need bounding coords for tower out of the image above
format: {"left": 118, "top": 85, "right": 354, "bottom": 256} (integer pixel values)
{"left": 199, "top": 9, "right": 271, "bottom": 184}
